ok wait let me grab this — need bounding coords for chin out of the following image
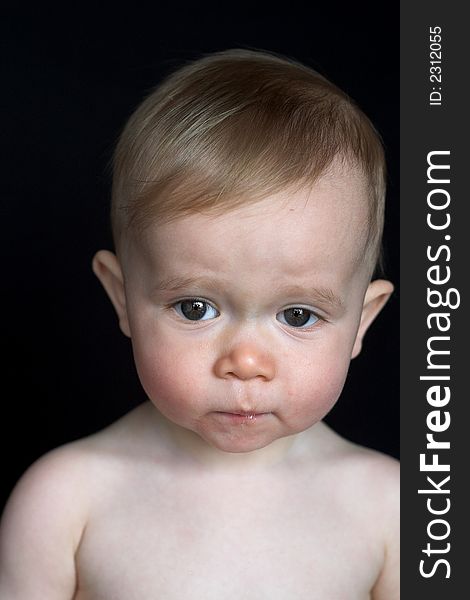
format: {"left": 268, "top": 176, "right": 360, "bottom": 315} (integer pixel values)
{"left": 203, "top": 431, "right": 276, "bottom": 454}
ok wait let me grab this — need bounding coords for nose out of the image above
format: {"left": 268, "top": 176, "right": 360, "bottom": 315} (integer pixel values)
{"left": 213, "top": 343, "right": 276, "bottom": 381}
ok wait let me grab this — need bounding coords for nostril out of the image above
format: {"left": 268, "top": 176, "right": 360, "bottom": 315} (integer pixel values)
{"left": 223, "top": 371, "right": 269, "bottom": 382}
{"left": 213, "top": 348, "right": 275, "bottom": 381}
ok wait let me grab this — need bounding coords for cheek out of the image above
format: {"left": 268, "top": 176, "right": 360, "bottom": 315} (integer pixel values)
{"left": 130, "top": 331, "right": 209, "bottom": 420}
{"left": 284, "top": 338, "right": 353, "bottom": 426}
{"left": 299, "top": 363, "right": 348, "bottom": 415}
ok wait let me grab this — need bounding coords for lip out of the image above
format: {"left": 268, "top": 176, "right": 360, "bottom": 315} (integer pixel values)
{"left": 213, "top": 411, "right": 271, "bottom": 423}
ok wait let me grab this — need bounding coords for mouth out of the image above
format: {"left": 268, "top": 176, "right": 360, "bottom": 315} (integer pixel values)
{"left": 213, "top": 411, "right": 271, "bottom": 424}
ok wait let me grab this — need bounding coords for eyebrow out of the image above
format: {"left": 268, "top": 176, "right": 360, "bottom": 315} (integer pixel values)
{"left": 152, "top": 276, "right": 344, "bottom": 311}
{"left": 273, "top": 284, "right": 344, "bottom": 311}
{"left": 152, "top": 275, "right": 226, "bottom": 294}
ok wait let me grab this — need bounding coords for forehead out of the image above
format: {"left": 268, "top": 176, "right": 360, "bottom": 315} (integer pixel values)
{"left": 127, "top": 165, "right": 370, "bottom": 289}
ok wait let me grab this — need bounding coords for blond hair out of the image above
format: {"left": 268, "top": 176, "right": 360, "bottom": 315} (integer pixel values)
{"left": 111, "top": 48, "right": 386, "bottom": 267}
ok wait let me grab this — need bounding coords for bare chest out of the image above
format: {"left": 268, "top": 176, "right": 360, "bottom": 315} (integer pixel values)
{"left": 74, "top": 474, "right": 380, "bottom": 600}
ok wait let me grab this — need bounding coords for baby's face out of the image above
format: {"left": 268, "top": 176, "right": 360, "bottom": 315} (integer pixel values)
{"left": 117, "top": 166, "right": 383, "bottom": 453}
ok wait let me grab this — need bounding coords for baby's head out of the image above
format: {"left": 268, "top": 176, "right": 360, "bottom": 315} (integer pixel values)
{"left": 110, "top": 48, "right": 386, "bottom": 270}
{"left": 93, "top": 49, "right": 393, "bottom": 454}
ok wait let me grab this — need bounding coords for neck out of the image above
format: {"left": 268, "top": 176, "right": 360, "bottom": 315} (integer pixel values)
{"left": 153, "top": 411, "right": 305, "bottom": 473}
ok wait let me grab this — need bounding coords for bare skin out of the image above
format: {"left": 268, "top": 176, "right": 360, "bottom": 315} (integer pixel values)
{"left": 0, "top": 167, "right": 399, "bottom": 598}
{"left": 0, "top": 402, "right": 398, "bottom": 599}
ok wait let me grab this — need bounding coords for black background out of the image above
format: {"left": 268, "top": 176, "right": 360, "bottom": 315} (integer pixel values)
{"left": 1, "top": 5, "right": 399, "bottom": 512}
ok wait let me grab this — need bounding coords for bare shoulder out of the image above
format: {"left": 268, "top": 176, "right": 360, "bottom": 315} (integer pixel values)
{"left": 341, "top": 440, "right": 399, "bottom": 503}
{"left": 335, "top": 435, "right": 400, "bottom": 543}
{"left": 314, "top": 425, "right": 399, "bottom": 599}
{"left": 314, "top": 423, "right": 399, "bottom": 505}
{"left": 1, "top": 435, "right": 103, "bottom": 535}
{"left": 1, "top": 404, "right": 144, "bottom": 526}
{"left": 0, "top": 439, "right": 97, "bottom": 598}
{"left": 0, "top": 404, "right": 150, "bottom": 599}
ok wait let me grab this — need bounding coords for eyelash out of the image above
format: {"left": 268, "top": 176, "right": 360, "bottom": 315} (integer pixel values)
{"left": 169, "top": 298, "right": 322, "bottom": 329}
{"left": 172, "top": 298, "right": 220, "bottom": 322}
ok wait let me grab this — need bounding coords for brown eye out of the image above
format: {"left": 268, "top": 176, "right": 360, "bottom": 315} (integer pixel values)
{"left": 176, "top": 299, "right": 219, "bottom": 321}
{"left": 277, "top": 307, "right": 318, "bottom": 328}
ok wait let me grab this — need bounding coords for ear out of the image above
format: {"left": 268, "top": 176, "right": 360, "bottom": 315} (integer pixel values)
{"left": 351, "top": 279, "right": 394, "bottom": 359}
{"left": 92, "top": 250, "right": 131, "bottom": 338}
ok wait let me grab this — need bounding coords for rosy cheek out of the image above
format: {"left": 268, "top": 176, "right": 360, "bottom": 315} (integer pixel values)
{"left": 132, "top": 337, "right": 206, "bottom": 412}
{"left": 290, "top": 358, "right": 349, "bottom": 423}
{"left": 317, "top": 362, "right": 350, "bottom": 401}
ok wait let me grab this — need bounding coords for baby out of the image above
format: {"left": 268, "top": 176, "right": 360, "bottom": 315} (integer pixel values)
{"left": 0, "top": 49, "right": 399, "bottom": 599}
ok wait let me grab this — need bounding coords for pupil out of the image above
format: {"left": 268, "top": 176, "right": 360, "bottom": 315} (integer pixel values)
{"left": 181, "top": 300, "right": 207, "bottom": 320}
{"left": 284, "top": 307, "right": 310, "bottom": 327}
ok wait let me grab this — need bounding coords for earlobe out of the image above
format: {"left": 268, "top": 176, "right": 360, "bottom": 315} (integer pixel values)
{"left": 351, "top": 279, "right": 394, "bottom": 359}
{"left": 92, "top": 250, "right": 131, "bottom": 338}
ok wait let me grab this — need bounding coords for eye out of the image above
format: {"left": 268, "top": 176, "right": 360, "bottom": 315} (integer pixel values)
{"left": 174, "top": 299, "right": 219, "bottom": 321}
{"left": 276, "top": 307, "right": 319, "bottom": 328}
